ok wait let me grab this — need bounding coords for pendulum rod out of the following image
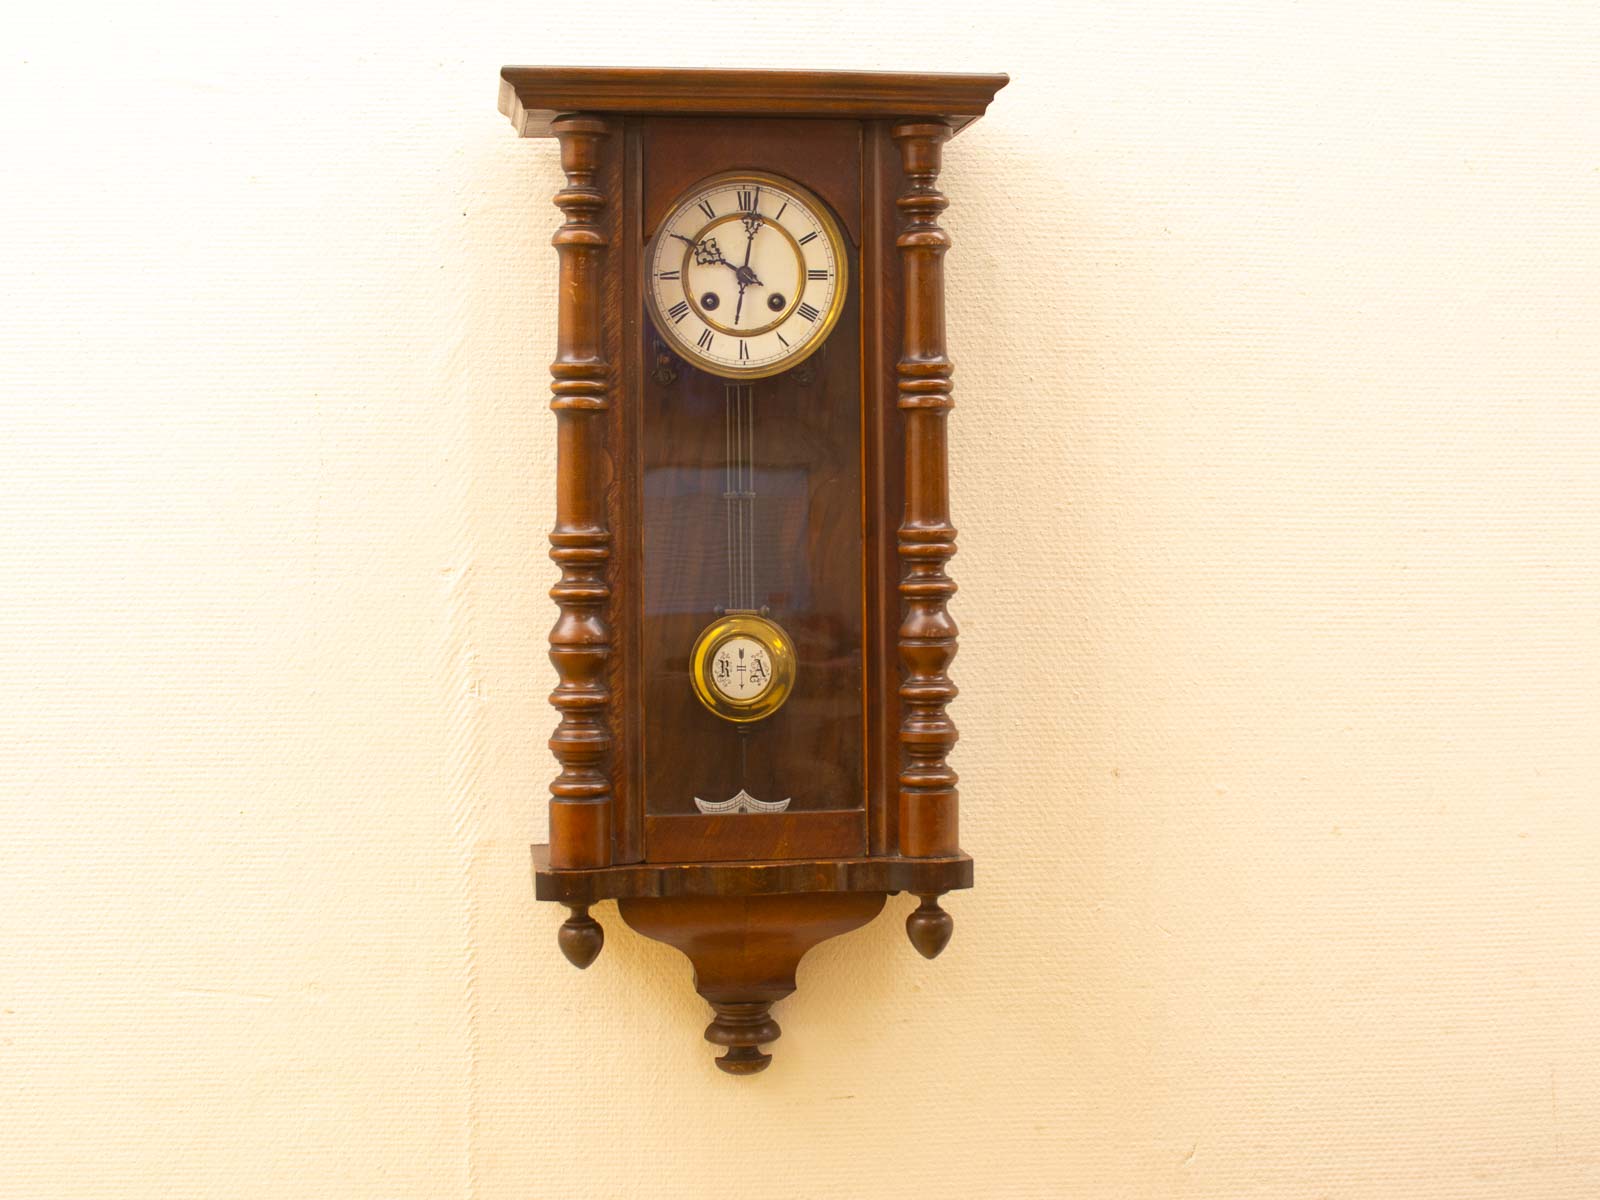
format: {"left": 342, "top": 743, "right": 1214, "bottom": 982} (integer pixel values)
{"left": 745, "top": 385, "right": 755, "bottom": 611}
{"left": 723, "top": 382, "right": 758, "bottom": 791}
{"left": 722, "top": 383, "right": 757, "bottom": 612}
{"left": 745, "top": 385, "right": 756, "bottom": 612}
{"left": 724, "top": 384, "right": 735, "bottom": 613}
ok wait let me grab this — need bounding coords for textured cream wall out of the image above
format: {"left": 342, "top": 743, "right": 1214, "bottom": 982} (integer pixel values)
{"left": 5, "top": 2, "right": 1600, "bottom": 1197}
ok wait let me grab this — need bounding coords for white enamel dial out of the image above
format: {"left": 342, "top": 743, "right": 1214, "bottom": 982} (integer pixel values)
{"left": 646, "top": 172, "right": 848, "bottom": 379}
{"left": 709, "top": 636, "right": 776, "bottom": 701}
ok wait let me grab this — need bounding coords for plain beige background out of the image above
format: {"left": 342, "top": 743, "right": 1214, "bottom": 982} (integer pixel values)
{"left": 5, "top": 2, "right": 1600, "bottom": 1197}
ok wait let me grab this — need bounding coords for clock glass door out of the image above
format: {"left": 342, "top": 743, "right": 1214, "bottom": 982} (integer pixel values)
{"left": 638, "top": 150, "right": 866, "bottom": 864}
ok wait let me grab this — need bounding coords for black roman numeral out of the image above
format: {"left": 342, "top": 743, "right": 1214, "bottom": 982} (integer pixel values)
{"left": 774, "top": 201, "right": 788, "bottom": 220}
{"left": 667, "top": 300, "right": 689, "bottom": 324}
{"left": 797, "top": 231, "right": 818, "bottom": 245}
{"left": 738, "top": 340, "right": 750, "bottom": 361}
{"left": 658, "top": 270, "right": 680, "bottom": 280}
{"left": 797, "top": 302, "right": 820, "bottom": 322}
{"left": 697, "top": 199, "right": 716, "bottom": 220}
{"left": 736, "top": 187, "right": 760, "bottom": 213}
{"left": 776, "top": 332, "right": 789, "bottom": 347}
{"left": 807, "top": 269, "right": 828, "bottom": 280}
{"left": 696, "top": 329, "right": 714, "bottom": 351}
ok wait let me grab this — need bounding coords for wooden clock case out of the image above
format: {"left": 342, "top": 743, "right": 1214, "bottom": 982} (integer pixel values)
{"left": 498, "top": 67, "right": 1007, "bottom": 1073}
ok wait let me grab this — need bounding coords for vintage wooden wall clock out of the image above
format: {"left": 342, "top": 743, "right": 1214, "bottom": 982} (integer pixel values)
{"left": 498, "top": 66, "right": 1008, "bottom": 1073}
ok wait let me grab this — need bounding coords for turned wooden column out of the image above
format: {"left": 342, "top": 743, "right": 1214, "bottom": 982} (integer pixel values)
{"left": 892, "top": 120, "right": 960, "bottom": 860}
{"left": 546, "top": 114, "right": 613, "bottom": 871}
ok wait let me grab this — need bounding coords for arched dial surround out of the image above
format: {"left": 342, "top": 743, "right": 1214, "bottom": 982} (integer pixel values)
{"left": 646, "top": 171, "right": 849, "bottom": 379}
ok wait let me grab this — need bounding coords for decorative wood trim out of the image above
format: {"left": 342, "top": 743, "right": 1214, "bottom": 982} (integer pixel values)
{"left": 862, "top": 119, "right": 897, "bottom": 858}
{"left": 500, "top": 68, "right": 1009, "bottom": 139}
{"left": 547, "top": 114, "right": 614, "bottom": 870}
{"left": 609, "top": 117, "right": 644, "bottom": 865}
{"left": 892, "top": 120, "right": 961, "bottom": 859}
{"left": 556, "top": 904, "right": 604, "bottom": 969}
{"left": 532, "top": 845, "right": 973, "bottom": 904}
{"left": 618, "top": 893, "right": 887, "bottom": 1073}
{"left": 905, "top": 894, "right": 955, "bottom": 959}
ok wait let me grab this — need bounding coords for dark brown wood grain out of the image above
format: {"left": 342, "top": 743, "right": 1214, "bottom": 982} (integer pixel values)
{"left": 892, "top": 121, "right": 961, "bottom": 858}
{"left": 546, "top": 115, "right": 616, "bottom": 870}
{"left": 607, "top": 117, "right": 644, "bottom": 865}
{"left": 645, "top": 809, "right": 867, "bottom": 864}
{"left": 500, "top": 67, "right": 1008, "bottom": 139}
{"left": 639, "top": 117, "right": 863, "bottom": 245}
{"left": 862, "top": 119, "right": 906, "bottom": 858}
{"left": 532, "top": 843, "right": 973, "bottom": 903}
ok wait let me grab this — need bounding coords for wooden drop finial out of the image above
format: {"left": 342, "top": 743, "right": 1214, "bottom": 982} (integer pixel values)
{"left": 704, "top": 1002, "right": 782, "bottom": 1075}
{"left": 557, "top": 903, "right": 604, "bottom": 969}
{"left": 905, "top": 893, "right": 954, "bottom": 959}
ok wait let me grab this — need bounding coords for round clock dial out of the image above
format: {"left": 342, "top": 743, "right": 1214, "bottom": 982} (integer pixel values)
{"left": 689, "top": 613, "right": 797, "bottom": 723}
{"left": 646, "top": 171, "right": 848, "bottom": 379}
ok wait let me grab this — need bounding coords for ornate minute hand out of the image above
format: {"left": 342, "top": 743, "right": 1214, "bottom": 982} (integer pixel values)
{"left": 734, "top": 215, "right": 762, "bottom": 325}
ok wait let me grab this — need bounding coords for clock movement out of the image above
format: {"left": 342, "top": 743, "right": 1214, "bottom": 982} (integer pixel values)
{"left": 498, "top": 66, "right": 1008, "bottom": 1073}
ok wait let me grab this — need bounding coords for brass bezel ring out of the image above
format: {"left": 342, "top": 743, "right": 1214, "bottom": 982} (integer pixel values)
{"left": 689, "top": 612, "right": 797, "bottom": 723}
{"left": 645, "top": 169, "right": 850, "bottom": 381}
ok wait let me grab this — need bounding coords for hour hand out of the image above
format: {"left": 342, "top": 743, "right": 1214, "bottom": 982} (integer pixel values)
{"left": 670, "top": 232, "right": 760, "bottom": 289}
{"left": 671, "top": 232, "right": 732, "bottom": 269}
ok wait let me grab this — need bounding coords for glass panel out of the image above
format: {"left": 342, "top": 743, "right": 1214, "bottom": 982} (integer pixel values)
{"left": 639, "top": 293, "right": 864, "bottom": 823}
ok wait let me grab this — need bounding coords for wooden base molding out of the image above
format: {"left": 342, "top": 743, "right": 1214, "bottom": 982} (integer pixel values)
{"left": 536, "top": 846, "right": 969, "bottom": 1066}
{"left": 533, "top": 844, "right": 970, "bottom": 904}
{"left": 618, "top": 893, "right": 887, "bottom": 1073}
